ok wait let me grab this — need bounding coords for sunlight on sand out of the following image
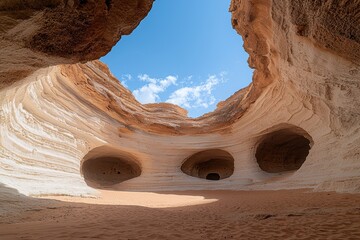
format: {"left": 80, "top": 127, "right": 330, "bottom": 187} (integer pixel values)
{"left": 40, "top": 190, "right": 218, "bottom": 208}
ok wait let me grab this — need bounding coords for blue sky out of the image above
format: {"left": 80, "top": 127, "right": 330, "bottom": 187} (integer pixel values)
{"left": 101, "top": 0, "right": 253, "bottom": 118}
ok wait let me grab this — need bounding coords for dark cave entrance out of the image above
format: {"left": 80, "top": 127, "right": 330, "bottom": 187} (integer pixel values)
{"left": 255, "top": 126, "right": 312, "bottom": 173}
{"left": 81, "top": 147, "right": 141, "bottom": 189}
{"left": 206, "top": 173, "right": 221, "bottom": 181}
{"left": 181, "top": 149, "right": 234, "bottom": 180}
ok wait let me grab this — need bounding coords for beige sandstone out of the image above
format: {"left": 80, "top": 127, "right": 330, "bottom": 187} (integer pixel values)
{"left": 0, "top": 0, "right": 359, "bottom": 200}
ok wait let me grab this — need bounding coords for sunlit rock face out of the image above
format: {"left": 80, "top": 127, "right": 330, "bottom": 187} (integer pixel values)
{"left": 0, "top": 0, "right": 359, "bottom": 196}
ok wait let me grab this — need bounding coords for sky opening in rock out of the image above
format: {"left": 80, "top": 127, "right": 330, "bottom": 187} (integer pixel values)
{"left": 101, "top": 0, "right": 253, "bottom": 118}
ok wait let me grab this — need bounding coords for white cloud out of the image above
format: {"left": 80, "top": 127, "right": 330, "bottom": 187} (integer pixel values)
{"left": 131, "top": 72, "right": 226, "bottom": 111}
{"left": 120, "top": 74, "right": 132, "bottom": 88}
{"left": 133, "top": 74, "right": 177, "bottom": 104}
{"left": 166, "top": 73, "right": 226, "bottom": 109}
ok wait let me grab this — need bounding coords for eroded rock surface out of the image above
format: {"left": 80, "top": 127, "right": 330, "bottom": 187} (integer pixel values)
{"left": 0, "top": 0, "right": 359, "bottom": 196}
{"left": 0, "top": 0, "right": 153, "bottom": 88}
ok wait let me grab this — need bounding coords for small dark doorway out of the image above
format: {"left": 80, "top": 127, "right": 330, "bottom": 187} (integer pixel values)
{"left": 206, "top": 173, "right": 220, "bottom": 181}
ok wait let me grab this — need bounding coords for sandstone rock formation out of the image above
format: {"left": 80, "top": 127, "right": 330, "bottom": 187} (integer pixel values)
{"left": 0, "top": 0, "right": 153, "bottom": 88}
{"left": 0, "top": 0, "right": 359, "bottom": 197}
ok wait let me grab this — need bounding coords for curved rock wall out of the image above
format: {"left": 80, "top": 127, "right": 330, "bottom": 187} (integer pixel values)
{"left": 0, "top": 0, "right": 359, "bottom": 196}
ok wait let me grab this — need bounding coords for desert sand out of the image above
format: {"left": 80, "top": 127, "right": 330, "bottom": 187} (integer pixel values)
{"left": 0, "top": 1, "right": 359, "bottom": 239}
{"left": 1, "top": 189, "right": 360, "bottom": 239}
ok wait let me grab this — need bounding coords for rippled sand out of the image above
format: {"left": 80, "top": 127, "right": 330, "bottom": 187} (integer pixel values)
{"left": 1, "top": 189, "right": 360, "bottom": 239}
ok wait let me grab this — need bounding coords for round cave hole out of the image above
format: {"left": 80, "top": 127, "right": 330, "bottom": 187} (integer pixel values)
{"left": 181, "top": 149, "right": 234, "bottom": 180}
{"left": 81, "top": 155, "right": 141, "bottom": 188}
{"left": 255, "top": 127, "right": 312, "bottom": 173}
{"left": 206, "top": 173, "right": 221, "bottom": 181}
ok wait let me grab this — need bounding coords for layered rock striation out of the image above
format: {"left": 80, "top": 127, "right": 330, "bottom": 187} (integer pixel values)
{"left": 0, "top": 0, "right": 359, "bottom": 196}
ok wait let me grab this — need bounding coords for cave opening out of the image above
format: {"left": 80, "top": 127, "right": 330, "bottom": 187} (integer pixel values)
{"left": 255, "top": 127, "right": 312, "bottom": 173}
{"left": 206, "top": 173, "right": 221, "bottom": 181}
{"left": 81, "top": 156, "right": 141, "bottom": 188}
{"left": 181, "top": 149, "right": 234, "bottom": 180}
{"left": 81, "top": 147, "right": 141, "bottom": 189}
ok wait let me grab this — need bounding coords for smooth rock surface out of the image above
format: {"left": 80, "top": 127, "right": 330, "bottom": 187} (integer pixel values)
{"left": 0, "top": 0, "right": 359, "bottom": 197}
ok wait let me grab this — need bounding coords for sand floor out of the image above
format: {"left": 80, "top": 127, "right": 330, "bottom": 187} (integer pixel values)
{"left": 1, "top": 189, "right": 360, "bottom": 239}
